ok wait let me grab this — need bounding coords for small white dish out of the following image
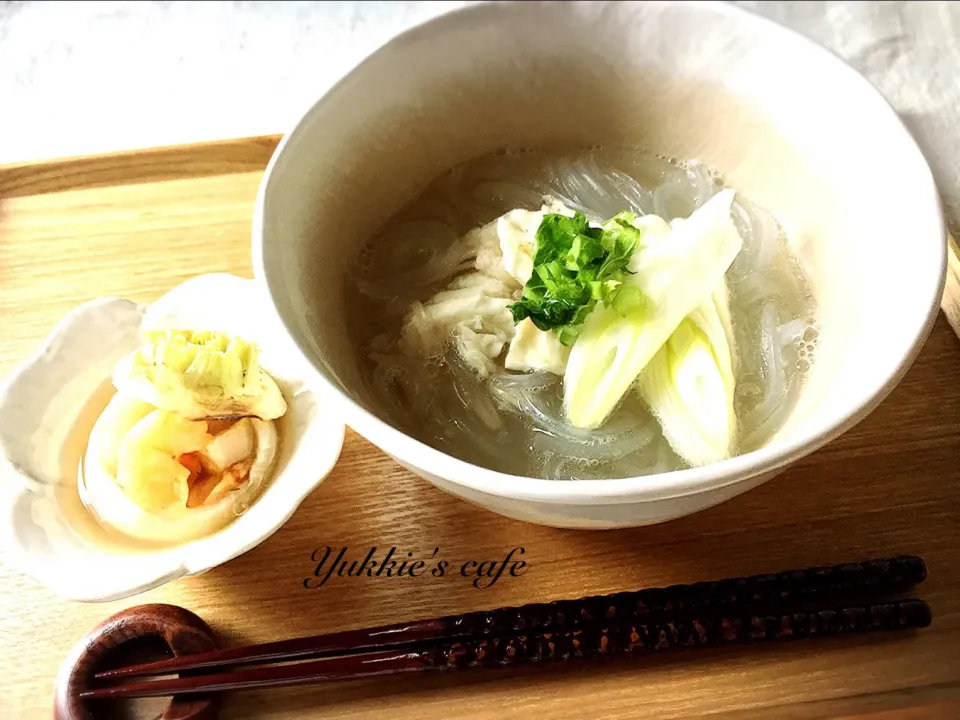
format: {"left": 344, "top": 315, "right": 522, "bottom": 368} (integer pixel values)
{"left": 0, "top": 273, "right": 345, "bottom": 602}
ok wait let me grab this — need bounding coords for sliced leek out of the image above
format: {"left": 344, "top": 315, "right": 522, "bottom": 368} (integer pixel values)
{"left": 563, "top": 189, "right": 744, "bottom": 429}
{"left": 638, "top": 278, "right": 737, "bottom": 466}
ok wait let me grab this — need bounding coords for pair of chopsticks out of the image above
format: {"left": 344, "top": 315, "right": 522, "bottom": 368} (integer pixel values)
{"left": 82, "top": 555, "right": 930, "bottom": 700}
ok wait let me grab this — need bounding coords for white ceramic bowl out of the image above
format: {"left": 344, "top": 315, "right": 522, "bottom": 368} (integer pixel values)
{"left": 0, "top": 275, "right": 345, "bottom": 601}
{"left": 253, "top": 0, "right": 945, "bottom": 529}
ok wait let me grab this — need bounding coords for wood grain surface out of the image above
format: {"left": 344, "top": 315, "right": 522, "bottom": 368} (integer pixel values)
{"left": 2, "top": 139, "right": 959, "bottom": 720}
{"left": 940, "top": 233, "right": 960, "bottom": 342}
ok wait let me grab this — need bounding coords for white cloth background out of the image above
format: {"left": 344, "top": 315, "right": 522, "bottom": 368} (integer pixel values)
{"left": 1, "top": 1, "right": 956, "bottom": 234}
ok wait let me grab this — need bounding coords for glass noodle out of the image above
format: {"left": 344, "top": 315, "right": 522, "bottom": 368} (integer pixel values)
{"left": 347, "top": 148, "right": 817, "bottom": 480}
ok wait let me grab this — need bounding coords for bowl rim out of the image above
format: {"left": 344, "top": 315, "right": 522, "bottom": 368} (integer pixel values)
{"left": 252, "top": 0, "right": 947, "bottom": 505}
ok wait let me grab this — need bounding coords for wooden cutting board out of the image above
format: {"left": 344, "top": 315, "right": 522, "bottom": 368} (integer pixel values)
{"left": 2, "top": 137, "right": 960, "bottom": 720}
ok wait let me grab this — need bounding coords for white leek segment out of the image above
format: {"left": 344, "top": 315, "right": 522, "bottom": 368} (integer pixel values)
{"left": 638, "top": 278, "right": 737, "bottom": 466}
{"left": 563, "top": 189, "right": 743, "bottom": 429}
{"left": 113, "top": 329, "right": 287, "bottom": 420}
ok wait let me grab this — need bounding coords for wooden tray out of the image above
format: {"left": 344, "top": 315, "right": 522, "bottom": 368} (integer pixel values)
{"left": 2, "top": 137, "right": 960, "bottom": 720}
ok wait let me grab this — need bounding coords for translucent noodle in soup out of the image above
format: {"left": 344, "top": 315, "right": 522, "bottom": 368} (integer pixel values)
{"left": 346, "top": 148, "right": 817, "bottom": 480}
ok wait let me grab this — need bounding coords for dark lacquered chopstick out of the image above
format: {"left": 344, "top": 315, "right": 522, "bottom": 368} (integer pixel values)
{"left": 95, "top": 555, "right": 925, "bottom": 680}
{"left": 80, "top": 598, "right": 932, "bottom": 700}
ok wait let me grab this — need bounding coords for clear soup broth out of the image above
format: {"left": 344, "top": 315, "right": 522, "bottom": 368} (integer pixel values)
{"left": 346, "top": 147, "right": 817, "bottom": 479}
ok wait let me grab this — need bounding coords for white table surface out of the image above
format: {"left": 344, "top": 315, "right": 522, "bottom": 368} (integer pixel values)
{"left": 1, "top": 1, "right": 957, "bottom": 235}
